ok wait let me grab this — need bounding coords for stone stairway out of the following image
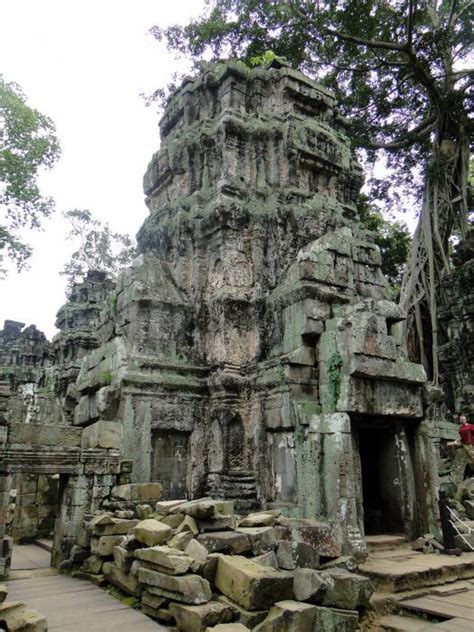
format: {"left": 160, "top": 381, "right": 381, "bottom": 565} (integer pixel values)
{"left": 366, "top": 534, "right": 409, "bottom": 554}
{"left": 206, "top": 470, "right": 259, "bottom": 512}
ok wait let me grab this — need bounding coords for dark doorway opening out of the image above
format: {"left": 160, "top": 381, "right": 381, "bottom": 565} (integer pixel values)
{"left": 358, "top": 425, "right": 405, "bottom": 535}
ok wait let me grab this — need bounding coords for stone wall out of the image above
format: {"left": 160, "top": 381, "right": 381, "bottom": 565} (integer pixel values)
{"left": 71, "top": 60, "right": 437, "bottom": 555}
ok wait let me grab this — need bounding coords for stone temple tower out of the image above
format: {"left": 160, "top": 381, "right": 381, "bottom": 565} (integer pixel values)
{"left": 73, "top": 60, "right": 438, "bottom": 557}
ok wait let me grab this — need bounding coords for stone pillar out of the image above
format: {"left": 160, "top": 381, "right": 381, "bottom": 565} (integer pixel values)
{"left": 296, "top": 412, "right": 366, "bottom": 559}
{"left": 51, "top": 473, "right": 88, "bottom": 568}
{"left": 413, "top": 420, "right": 441, "bottom": 538}
{"left": 0, "top": 473, "right": 13, "bottom": 578}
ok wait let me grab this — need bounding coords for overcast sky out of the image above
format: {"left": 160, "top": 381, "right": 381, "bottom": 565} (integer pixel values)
{"left": 1, "top": 0, "right": 205, "bottom": 337}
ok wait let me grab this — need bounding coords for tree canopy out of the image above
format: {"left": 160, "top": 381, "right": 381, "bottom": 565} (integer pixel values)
{"left": 153, "top": 0, "right": 473, "bottom": 382}
{"left": 0, "top": 75, "right": 61, "bottom": 275}
{"left": 61, "top": 209, "right": 136, "bottom": 293}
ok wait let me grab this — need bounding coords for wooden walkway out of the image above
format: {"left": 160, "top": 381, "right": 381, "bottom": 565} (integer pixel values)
{"left": 6, "top": 545, "right": 167, "bottom": 631}
{"left": 400, "top": 583, "right": 474, "bottom": 631}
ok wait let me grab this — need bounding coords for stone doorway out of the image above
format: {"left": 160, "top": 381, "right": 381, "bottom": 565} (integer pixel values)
{"left": 357, "top": 422, "right": 416, "bottom": 536}
{"left": 151, "top": 430, "right": 189, "bottom": 499}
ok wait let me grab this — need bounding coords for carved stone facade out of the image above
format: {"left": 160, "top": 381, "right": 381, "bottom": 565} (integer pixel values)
{"left": 70, "top": 61, "right": 438, "bottom": 556}
{"left": 0, "top": 61, "right": 446, "bottom": 577}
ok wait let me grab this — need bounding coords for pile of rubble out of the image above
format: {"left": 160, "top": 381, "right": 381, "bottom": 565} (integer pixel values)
{"left": 73, "top": 487, "right": 373, "bottom": 631}
{"left": 0, "top": 583, "right": 47, "bottom": 631}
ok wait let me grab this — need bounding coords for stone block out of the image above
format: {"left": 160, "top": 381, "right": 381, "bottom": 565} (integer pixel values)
{"left": 169, "top": 601, "right": 234, "bottom": 632}
{"left": 253, "top": 551, "right": 279, "bottom": 569}
{"left": 156, "top": 499, "right": 187, "bottom": 514}
{"left": 293, "top": 568, "right": 328, "bottom": 603}
{"left": 275, "top": 518, "right": 342, "bottom": 557}
{"left": 113, "top": 545, "right": 134, "bottom": 573}
{"left": 276, "top": 541, "right": 319, "bottom": 570}
{"left": 215, "top": 555, "right": 293, "bottom": 611}
{"left": 216, "top": 594, "right": 268, "bottom": 629}
{"left": 135, "top": 545, "right": 193, "bottom": 575}
{"left": 206, "top": 625, "right": 250, "bottom": 632}
{"left": 197, "top": 516, "right": 236, "bottom": 531}
{"left": 0, "top": 584, "right": 6, "bottom": 604}
{"left": 169, "top": 531, "right": 195, "bottom": 551}
{"left": 92, "top": 517, "right": 138, "bottom": 536}
{"left": 111, "top": 483, "right": 163, "bottom": 502}
{"left": 83, "top": 555, "right": 103, "bottom": 574}
{"left": 185, "top": 539, "right": 209, "bottom": 565}
{"left": 176, "top": 515, "right": 199, "bottom": 536}
{"left": 236, "top": 527, "right": 277, "bottom": 555}
{"left": 239, "top": 512, "right": 280, "bottom": 528}
{"left": 138, "top": 567, "right": 212, "bottom": 604}
{"left": 0, "top": 601, "right": 47, "bottom": 632}
{"left": 81, "top": 420, "right": 122, "bottom": 449}
{"left": 197, "top": 531, "right": 251, "bottom": 555}
{"left": 102, "top": 561, "right": 142, "bottom": 597}
{"left": 171, "top": 498, "right": 234, "bottom": 519}
{"left": 321, "top": 569, "right": 373, "bottom": 609}
{"left": 90, "top": 535, "right": 125, "bottom": 557}
{"left": 254, "top": 600, "right": 357, "bottom": 631}
{"left": 132, "top": 519, "right": 173, "bottom": 546}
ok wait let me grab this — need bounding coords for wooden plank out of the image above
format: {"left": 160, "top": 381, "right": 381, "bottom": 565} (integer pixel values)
{"left": 401, "top": 597, "right": 474, "bottom": 621}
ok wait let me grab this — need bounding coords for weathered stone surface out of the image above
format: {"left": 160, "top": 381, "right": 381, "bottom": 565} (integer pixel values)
{"left": 81, "top": 420, "right": 122, "bottom": 449}
{"left": 253, "top": 552, "right": 278, "bottom": 569}
{"left": 171, "top": 499, "right": 233, "bottom": 519}
{"left": 253, "top": 600, "right": 318, "bottom": 631}
{"left": 239, "top": 512, "right": 280, "bottom": 528}
{"left": 321, "top": 569, "right": 373, "bottom": 609}
{"left": 205, "top": 625, "right": 250, "bottom": 632}
{"left": 82, "top": 554, "right": 104, "bottom": 575}
{"left": 254, "top": 600, "right": 357, "bottom": 631}
{"left": 275, "top": 520, "right": 341, "bottom": 558}
{"left": 170, "top": 601, "right": 234, "bottom": 632}
{"left": 216, "top": 595, "right": 268, "bottom": 628}
{"left": 185, "top": 539, "right": 209, "bottom": 564}
{"left": 276, "top": 541, "right": 319, "bottom": 570}
{"left": 197, "top": 531, "right": 251, "bottom": 555}
{"left": 90, "top": 535, "right": 125, "bottom": 557}
{"left": 91, "top": 518, "right": 138, "bottom": 536}
{"left": 156, "top": 499, "right": 187, "bottom": 514}
{"left": 235, "top": 527, "right": 277, "bottom": 555}
{"left": 215, "top": 555, "right": 293, "bottom": 611}
{"left": 132, "top": 519, "right": 173, "bottom": 546}
{"left": 111, "top": 483, "right": 163, "bottom": 502}
{"left": 0, "top": 601, "right": 48, "bottom": 632}
{"left": 135, "top": 545, "right": 193, "bottom": 575}
{"left": 293, "top": 568, "right": 328, "bottom": 603}
{"left": 102, "top": 561, "right": 142, "bottom": 597}
{"left": 138, "top": 567, "right": 212, "bottom": 604}
{"left": 113, "top": 545, "right": 134, "bottom": 573}
{"left": 0, "top": 585, "right": 6, "bottom": 604}
{"left": 169, "top": 531, "right": 195, "bottom": 551}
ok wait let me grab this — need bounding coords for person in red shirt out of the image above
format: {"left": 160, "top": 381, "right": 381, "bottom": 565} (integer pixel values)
{"left": 458, "top": 414, "right": 474, "bottom": 445}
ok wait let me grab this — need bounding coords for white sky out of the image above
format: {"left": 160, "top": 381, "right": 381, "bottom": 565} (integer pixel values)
{"left": 0, "top": 0, "right": 205, "bottom": 337}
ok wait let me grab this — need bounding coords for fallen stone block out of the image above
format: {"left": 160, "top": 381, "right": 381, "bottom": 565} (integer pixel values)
{"left": 113, "top": 545, "right": 134, "bottom": 573}
{"left": 319, "top": 556, "right": 358, "bottom": 573}
{"left": 254, "top": 600, "right": 358, "bottom": 631}
{"left": 275, "top": 518, "right": 342, "bottom": 557}
{"left": 141, "top": 590, "right": 166, "bottom": 610}
{"left": 170, "top": 601, "right": 234, "bottom": 632}
{"left": 215, "top": 555, "right": 293, "bottom": 611}
{"left": 321, "top": 569, "right": 373, "bottom": 609}
{"left": 293, "top": 568, "right": 328, "bottom": 603}
{"left": 239, "top": 511, "right": 280, "bottom": 528}
{"left": 102, "top": 561, "right": 142, "bottom": 597}
{"left": 197, "top": 516, "right": 236, "bottom": 532}
{"left": 156, "top": 499, "right": 187, "bottom": 514}
{"left": 111, "top": 483, "right": 163, "bottom": 501}
{"left": 133, "top": 518, "right": 173, "bottom": 546}
{"left": 90, "top": 534, "right": 125, "bottom": 557}
{"left": 138, "top": 567, "right": 212, "bottom": 604}
{"left": 276, "top": 540, "right": 319, "bottom": 570}
{"left": 236, "top": 527, "right": 277, "bottom": 555}
{"left": 205, "top": 624, "right": 250, "bottom": 632}
{"left": 0, "top": 600, "right": 48, "bottom": 632}
{"left": 91, "top": 517, "right": 139, "bottom": 536}
{"left": 170, "top": 531, "right": 195, "bottom": 550}
{"left": 73, "top": 571, "right": 106, "bottom": 586}
{"left": 171, "top": 498, "right": 234, "bottom": 519}
{"left": 176, "top": 515, "right": 199, "bottom": 536}
{"left": 135, "top": 545, "right": 194, "bottom": 575}
{"left": 186, "top": 539, "right": 209, "bottom": 566}
{"left": 197, "top": 531, "right": 251, "bottom": 554}
{"left": 217, "top": 595, "right": 268, "bottom": 628}
{"left": 161, "top": 513, "right": 185, "bottom": 529}
{"left": 252, "top": 551, "right": 278, "bottom": 569}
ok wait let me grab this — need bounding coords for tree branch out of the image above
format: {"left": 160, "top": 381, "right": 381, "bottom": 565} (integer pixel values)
{"left": 358, "top": 114, "right": 437, "bottom": 150}
{"left": 407, "top": 0, "right": 416, "bottom": 48}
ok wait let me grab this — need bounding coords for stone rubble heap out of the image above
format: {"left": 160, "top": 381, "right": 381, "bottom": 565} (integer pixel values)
{"left": 0, "top": 583, "right": 47, "bottom": 631}
{"left": 74, "top": 488, "right": 373, "bottom": 631}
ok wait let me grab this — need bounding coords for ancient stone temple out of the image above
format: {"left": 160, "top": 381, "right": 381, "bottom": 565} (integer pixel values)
{"left": 66, "top": 59, "right": 438, "bottom": 558}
